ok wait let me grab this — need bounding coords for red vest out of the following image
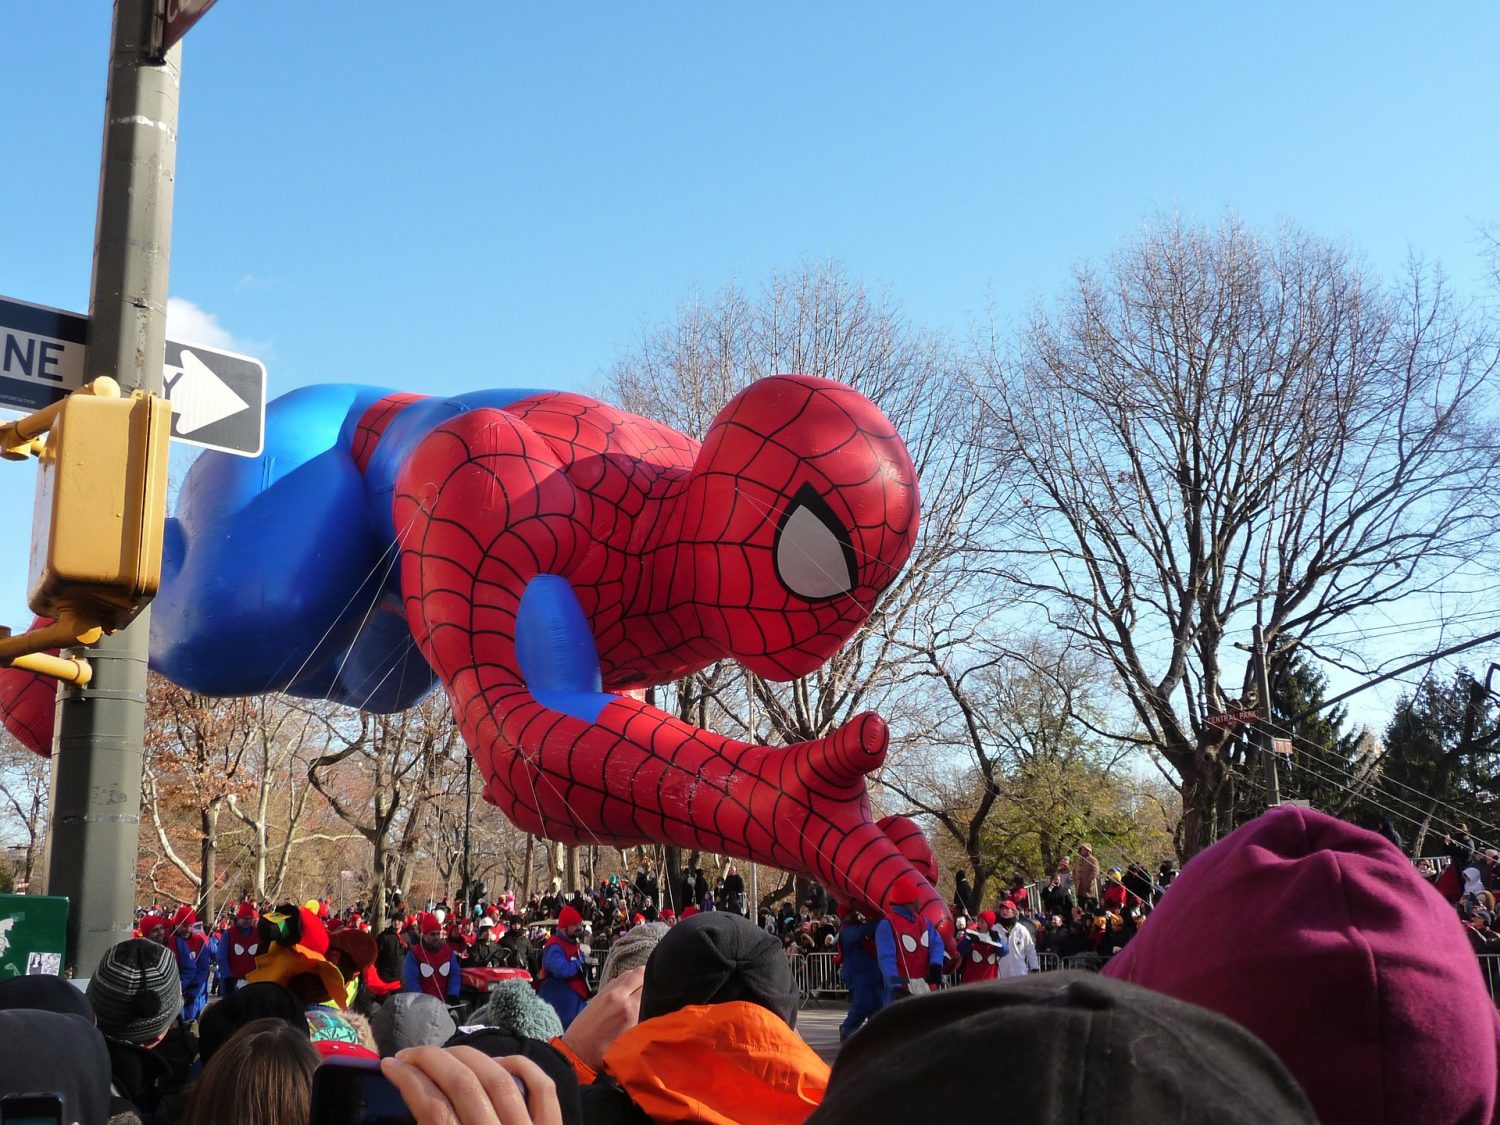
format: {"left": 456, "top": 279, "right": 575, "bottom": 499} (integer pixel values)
{"left": 410, "top": 942, "right": 456, "bottom": 1000}
{"left": 888, "top": 910, "right": 934, "bottom": 982}
{"left": 224, "top": 927, "right": 262, "bottom": 979}
{"left": 958, "top": 933, "right": 1001, "bottom": 983}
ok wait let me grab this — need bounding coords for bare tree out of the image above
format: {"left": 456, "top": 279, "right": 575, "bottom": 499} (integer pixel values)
{"left": 980, "top": 214, "right": 1500, "bottom": 855}
{"left": 306, "top": 692, "right": 462, "bottom": 922}
{"left": 219, "top": 695, "right": 361, "bottom": 901}
{"left": 141, "top": 676, "right": 264, "bottom": 918}
{"left": 603, "top": 262, "right": 1006, "bottom": 901}
{"left": 881, "top": 631, "right": 1137, "bottom": 902}
{"left": 0, "top": 735, "right": 50, "bottom": 891}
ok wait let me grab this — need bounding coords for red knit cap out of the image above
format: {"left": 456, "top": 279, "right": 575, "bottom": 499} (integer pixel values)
{"left": 890, "top": 876, "right": 921, "bottom": 905}
{"left": 235, "top": 901, "right": 257, "bottom": 921}
{"left": 558, "top": 904, "right": 583, "bottom": 930}
{"left": 417, "top": 911, "right": 442, "bottom": 935}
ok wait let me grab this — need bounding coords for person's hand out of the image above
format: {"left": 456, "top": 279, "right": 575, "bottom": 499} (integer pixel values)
{"left": 382, "top": 1045, "right": 561, "bottom": 1125}
{"left": 560, "top": 965, "right": 643, "bottom": 1070}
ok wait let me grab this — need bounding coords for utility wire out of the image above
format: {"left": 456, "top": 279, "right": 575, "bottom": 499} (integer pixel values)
{"left": 1290, "top": 628, "right": 1500, "bottom": 725}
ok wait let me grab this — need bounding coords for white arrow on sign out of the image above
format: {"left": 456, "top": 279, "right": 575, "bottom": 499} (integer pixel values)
{"left": 165, "top": 349, "right": 249, "bottom": 434}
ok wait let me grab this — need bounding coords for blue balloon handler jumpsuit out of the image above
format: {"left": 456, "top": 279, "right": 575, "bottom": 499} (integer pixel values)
{"left": 836, "top": 906, "right": 885, "bottom": 1040}
{"left": 538, "top": 905, "right": 591, "bottom": 1030}
{"left": 170, "top": 906, "right": 214, "bottom": 1022}
{"left": 875, "top": 878, "right": 946, "bottom": 1003}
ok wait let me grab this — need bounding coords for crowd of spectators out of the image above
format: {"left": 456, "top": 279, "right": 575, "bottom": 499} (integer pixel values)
{"left": 1423, "top": 822, "right": 1500, "bottom": 971}
{"left": 6, "top": 811, "right": 1500, "bottom": 1123}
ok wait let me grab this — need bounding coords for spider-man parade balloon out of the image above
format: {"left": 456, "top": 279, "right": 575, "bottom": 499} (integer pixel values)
{"left": 0, "top": 374, "right": 951, "bottom": 945}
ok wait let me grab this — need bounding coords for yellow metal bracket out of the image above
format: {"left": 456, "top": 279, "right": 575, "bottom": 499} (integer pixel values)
{"left": 0, "top": 377, "right": 121, "bottom": 460}
{"left": 0, "top": 617, "right": 103, "bottom": 687}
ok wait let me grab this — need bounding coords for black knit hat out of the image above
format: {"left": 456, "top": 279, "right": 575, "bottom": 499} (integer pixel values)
{"left": 198, "top": 981, "right": 309, "bottom": 1062}
{"left": 0, "top": 973, "right": 94, "bottom": 1022}
{"left": 640, "top": 911, "right": 799, "bottom": 1028}
{"left": 0, "top": 1010, "right": 111, "bottom": 1125}
{"left": 87, "top": 938, "right": 182, "bottom": 1043}
{"left": 809, "top": 972, "right": 1317, "bottom": 1124}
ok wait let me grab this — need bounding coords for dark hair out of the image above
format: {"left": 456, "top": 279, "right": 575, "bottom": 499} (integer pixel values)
{"left": 181, "top": 1016, "right": 319, "bottom": 1125}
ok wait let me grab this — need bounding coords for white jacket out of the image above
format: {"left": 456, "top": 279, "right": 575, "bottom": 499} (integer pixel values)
{"left": 996, "top": 920, "right": 1039, "bottom": 977}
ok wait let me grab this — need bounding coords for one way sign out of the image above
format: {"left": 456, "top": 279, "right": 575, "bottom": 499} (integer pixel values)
{"left": 162, "top": 339, "right": 265, "bottom": 456}
{"left": 0, "top": 294, "right": 266, "bottom": 457}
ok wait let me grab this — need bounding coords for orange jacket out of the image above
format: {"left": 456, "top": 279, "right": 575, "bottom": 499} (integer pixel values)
{"left": 602, "top": 1001, "right": 829, "bottom": 1124}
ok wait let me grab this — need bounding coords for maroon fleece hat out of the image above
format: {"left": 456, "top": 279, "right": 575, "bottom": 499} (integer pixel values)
{"left": 1104, "top": 806, "right": 1500, "bottom": 1124}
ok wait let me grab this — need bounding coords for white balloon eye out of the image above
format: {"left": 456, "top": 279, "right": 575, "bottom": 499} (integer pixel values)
{"left": 773, "top": 484, "right": 857, "bottom": 601}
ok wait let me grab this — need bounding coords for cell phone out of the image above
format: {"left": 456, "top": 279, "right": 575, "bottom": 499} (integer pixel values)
{"left": 309, "top": 1059, "right": 414, "bottom": 1125}
{"left": 0, "top": 1094, "right": 64, "bottom": 1125}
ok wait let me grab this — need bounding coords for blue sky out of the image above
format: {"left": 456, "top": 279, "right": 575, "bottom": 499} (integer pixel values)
{"left": 2, "top": 3, "right": 1497, "bottom": 728}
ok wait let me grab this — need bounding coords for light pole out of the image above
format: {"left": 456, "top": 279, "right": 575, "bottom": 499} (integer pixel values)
{"left": 47, "top": 0, "right": 180, "bottom": 973}
{"left": 462, "top": 753, "right": 473, "bottom": 911}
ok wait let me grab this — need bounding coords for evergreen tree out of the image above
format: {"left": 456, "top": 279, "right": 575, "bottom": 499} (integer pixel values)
{"left": 1380, "top": 669, "right": 1500, "bottom": 855}
{"left": 1269, "top": 652, "right": 1362, "bottom": 814}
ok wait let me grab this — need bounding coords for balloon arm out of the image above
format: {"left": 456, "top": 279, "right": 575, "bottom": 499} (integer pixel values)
{"left": 513, "top": 575, "right": 611, "bottom": 724}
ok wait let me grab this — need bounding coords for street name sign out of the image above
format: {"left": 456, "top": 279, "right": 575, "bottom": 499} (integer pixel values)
{"left": 0, "top": 294, "right": 265, "bottom": 457}
{"left": 1205, "top": 707, "right": 1261, "bottom": 730}
{"left": 157, "top": 0, "right": 220, "bottom": 55}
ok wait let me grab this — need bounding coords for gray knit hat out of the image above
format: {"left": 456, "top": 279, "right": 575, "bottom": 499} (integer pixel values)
{"left": 87, "top": 938, "right": 182, "bottom": 1043}
{"left": 370, "top": 993, "right": 457, "bottom": 1057}
{"left": 601, "top": 921, "right": 668, "bottom": 986}
{"left": 469, "top": 980, "right": 563, "bottom": 1041}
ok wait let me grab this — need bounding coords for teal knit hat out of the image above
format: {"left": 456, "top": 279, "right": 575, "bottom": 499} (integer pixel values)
{"left": 470, "top": 980, "right": 563, "bottom": 1040}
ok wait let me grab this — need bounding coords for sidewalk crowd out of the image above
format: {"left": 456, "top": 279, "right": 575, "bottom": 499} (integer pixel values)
{"left": 0, "top": 806, "right": 1495, "bottom": 1123}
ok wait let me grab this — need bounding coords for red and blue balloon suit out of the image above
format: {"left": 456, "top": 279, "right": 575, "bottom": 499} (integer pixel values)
{"left": 0, "top": 374, "right": 952, "bottom": 948}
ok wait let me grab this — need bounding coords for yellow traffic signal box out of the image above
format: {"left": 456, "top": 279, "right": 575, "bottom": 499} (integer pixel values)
{"left": 28, "top": 389, "right": 171, "bottom": 630}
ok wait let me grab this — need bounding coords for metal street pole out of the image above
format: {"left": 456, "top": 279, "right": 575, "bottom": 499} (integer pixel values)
{"left": 1254, "top": 623, "right": 1281, "bottom": 808}
{"left": 746, "top": 669, "right": 758, "bottom": 919}
{"left": 46, "top": 0, "right": 180, "bottom": 974}
{"left": 462, "top": 752, "right": 473, "bottom": 909}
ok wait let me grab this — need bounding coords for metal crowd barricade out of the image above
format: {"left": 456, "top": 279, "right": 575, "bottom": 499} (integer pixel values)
{"left": 1477, "top": 952, "right": 1500, "bottom": 1004}
{"left": 1036, "top": 951, "right": 1061, "bottom": 973}
{"left": 1061, "top": 952, "right": 1112, "bottom": 973}
{"left": 806, "top": 951, "right": 845, "bottom": 995}
{"left": 791, "top": 950, "right": 847, "bottom": 1007}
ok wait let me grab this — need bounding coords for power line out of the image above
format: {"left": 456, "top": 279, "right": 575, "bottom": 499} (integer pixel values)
{"left": 1278, "top": 720, "right": 1500, "bottom": 842}
{"left": 1263, "top": 720, "right": 1500, "bottom": 852}
{"left": 1290, "top": 628, "right": 1500, "bottom": 725}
